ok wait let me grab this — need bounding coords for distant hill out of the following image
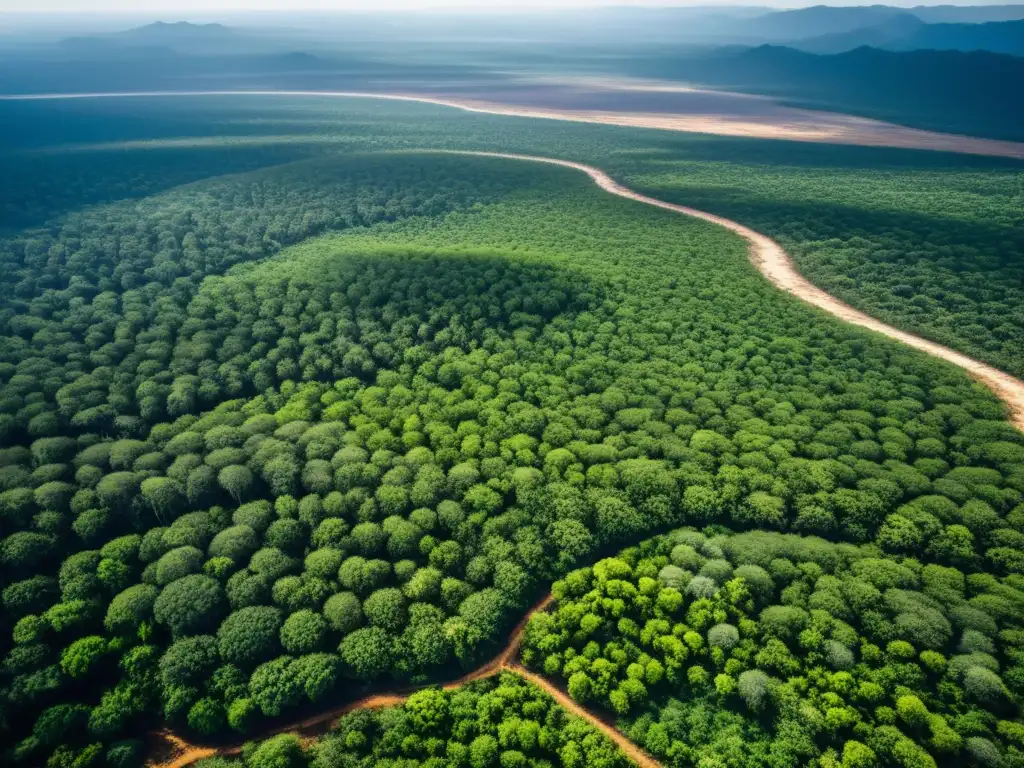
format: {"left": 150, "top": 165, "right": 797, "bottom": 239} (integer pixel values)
{"left": 788, "top": 13, "right": 924, "bottom": 53}
{"left": 890, "top": 18, "right": 1024, "bottom": 56}
{"left": 626, "top": 44, "right": 1024, "bottom": 141}
{"left": 740, "top": 4, "right": 1024, "bottom": 50}
{"left": 790, "top": 15, "right": 1024, "bottom": 55}
{"left": 909, "top": 4, "right": 1024, "bottom": 23}
{"left": 55, "top": 22, "right": 275, "bottom": 57}
{"left": 728, "top": 5, "right": 914, "bottom": 41}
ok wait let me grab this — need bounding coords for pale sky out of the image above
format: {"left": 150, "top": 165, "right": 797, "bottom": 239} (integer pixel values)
{"left": 0, "top": 0, "right": 1000, "bottom": 13}
{"left": 0, "top": 0, "right": 770, "bottom": 11}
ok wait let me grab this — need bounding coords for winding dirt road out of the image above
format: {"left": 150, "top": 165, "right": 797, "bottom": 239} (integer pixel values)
{"left": 10, "top": 93, "right": 1021, "bottom": 422}
{"left": 45, "top": 102, "right": 1014, "bottom": 767}
{"left": 8, "top": 91, "right": 1021, "bottom": 423}
{"left": 441, "top": 151, "right": 1024, "bottom": 432}
{"left": 147, "top": 595, "right": 580, "bottom": 768}
{"left": 151, "top": 590, "right": 662, "bottom": 768}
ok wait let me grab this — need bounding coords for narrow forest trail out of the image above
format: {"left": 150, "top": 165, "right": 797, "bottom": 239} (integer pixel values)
{"left": 509, "top": 664, "right": 662, "bottom": 768}
{"left": 440, "top": 150, "right": 1024, "bottom": 433}
{"left": 147, "top": 595, "right": 581, "bottom": 768}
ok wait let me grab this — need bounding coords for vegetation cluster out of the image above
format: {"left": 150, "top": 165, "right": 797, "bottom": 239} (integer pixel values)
{"left": 523, "top": 527, "right": 1024, "bottom": 767}
{"left": 194, "top": 674, "right": 632, "bottom": 768}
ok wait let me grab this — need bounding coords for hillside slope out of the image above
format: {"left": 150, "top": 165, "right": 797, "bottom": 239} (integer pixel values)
{"left": 628, "top": 44, "right": 1024, "bottom": 141}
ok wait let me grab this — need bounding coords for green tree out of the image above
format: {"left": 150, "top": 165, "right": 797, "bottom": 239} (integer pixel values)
{"left": 280, "top": 610, "right": 328, "bottom": 655}
{"left": 154, "top": 574, "right": 227, "bottom": 638}
{"left": 218, "top": 606, "right": 283, "bottom": 668}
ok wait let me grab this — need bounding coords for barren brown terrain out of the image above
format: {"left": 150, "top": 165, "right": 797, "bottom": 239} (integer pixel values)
{"left": 7, "top": 86, "right": 1024, "bottom": 159}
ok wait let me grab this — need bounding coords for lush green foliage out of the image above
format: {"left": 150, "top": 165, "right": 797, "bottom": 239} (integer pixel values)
{"left": 195, "top": 674, "right": 632, "bottom": 768}
{"left": 523, "top": 526, "right": 1024, "bottom": 767}
{"left": 13, "top": 96, "right": 1019, "bottom": 376}
{"left": 0, "top": 152, "right": 540, "bottom": 442}
{"left": 613, "top": 146, "right": 1024, "bottom": 378}
{"left": 1, "top": 97, "right": 1023, "bottom": 768}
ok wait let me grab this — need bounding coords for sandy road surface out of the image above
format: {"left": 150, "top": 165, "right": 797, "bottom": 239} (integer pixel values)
{"left": 4, "top": 89, "right": 1024, "bottom": 159}
{"left": 436, "top": 150, "right": 1024, "bottom": 432}
{"left": 148, "top": 595, "right": 560, "bottom": 768}
{"left": 510, "top": 663, "right": 661, "bottom": 768}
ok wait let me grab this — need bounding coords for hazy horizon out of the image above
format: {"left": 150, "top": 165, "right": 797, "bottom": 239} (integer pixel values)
{"left": 1, "top": 0, "right": 1019, "bottom": 15}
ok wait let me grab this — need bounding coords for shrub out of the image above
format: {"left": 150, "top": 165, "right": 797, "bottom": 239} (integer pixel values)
{"left": 154, "top": 575, "right": 226, "bottom": 638}
{"left": 217, "top": 606, "right": 282, "bottom": 668}
{"left": 323, "top": 592, "right": 363, "bottom": 634}
{"left": 280, "top": 609, "right": 328, "bottom": 655}
{"left": 708, "top": 623, "right": 740, "bottom": 651}
{"left": 737, "top": 670, "right": 772, "bottom": 712}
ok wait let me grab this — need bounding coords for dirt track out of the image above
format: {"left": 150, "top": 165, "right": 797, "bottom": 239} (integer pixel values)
{"left": 147, "top": 595, "right": 563, "bottom": 768}
{"left": 441, "top": 151, "right": 1024, "bottom": 432}
{"left": 5, "top": 89, "right": 1024, "bottom": 159}
{"left": 149, "top": 590, "right": 664, "bottom": 768}
{"left": 34, "top": 96, "right": 1017, "bottom": 766}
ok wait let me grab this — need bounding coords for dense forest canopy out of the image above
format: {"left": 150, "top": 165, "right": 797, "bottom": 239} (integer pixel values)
{"left": 193, "top": 675, "right": 633, "bottom": 768}
{"left": 3, "top": 96, "right": 1020, "bottom": 376}
{"left": 524, "top": 526, "right": 1024, "bottom": 767}
{"left": 0, "top": 95, "right": 1022, "bottom": 768}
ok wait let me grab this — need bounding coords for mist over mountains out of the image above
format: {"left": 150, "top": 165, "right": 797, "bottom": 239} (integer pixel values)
{"left": 1, "top": 5, "right": 1022, "bottom": 141}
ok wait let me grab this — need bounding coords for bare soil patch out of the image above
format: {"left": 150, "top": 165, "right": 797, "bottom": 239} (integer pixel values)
{"left": 6, "top": 88, "right": 1024, "bottom": 159}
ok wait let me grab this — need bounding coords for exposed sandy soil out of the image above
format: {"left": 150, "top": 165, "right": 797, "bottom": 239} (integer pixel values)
{"left": 395, "top": 78, "right": 1024, "bottom": 159}
{"left": 446, "top": 151, "right": 1024, "bottom": 431}
{"left": 146, "top": 595, "right": 561, "bottom": 768}
{"left": 6, "top": 88, "right": 1024, "bottom": 159}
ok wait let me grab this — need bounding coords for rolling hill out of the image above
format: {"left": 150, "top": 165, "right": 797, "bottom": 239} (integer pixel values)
{"left": 791, "top": 15, "right": 1024, "bottom": 55}
{"left": 627, "top": 44, "right": 1024, "bottom": 140}
{"left": 890, "top": 17, "right": 1024, "bottom": 55}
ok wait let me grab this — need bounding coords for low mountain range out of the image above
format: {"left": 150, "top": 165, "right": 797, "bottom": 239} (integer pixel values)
{"left": 789, "top": 14, "right": 1024, "bottom": 55}
{"left": 626, "top": 44, "right": 1024, "bottom": 140}
{"left": 43, "top": 8, "right": 1024, "bottom": 55}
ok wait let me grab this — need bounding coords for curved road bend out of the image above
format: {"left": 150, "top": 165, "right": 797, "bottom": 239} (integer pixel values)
{"left": 441, "top": 151, "right": 1024, "bottom": 433}
{"left": 147, "top": 596, "right": 662, "bottom": 768}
